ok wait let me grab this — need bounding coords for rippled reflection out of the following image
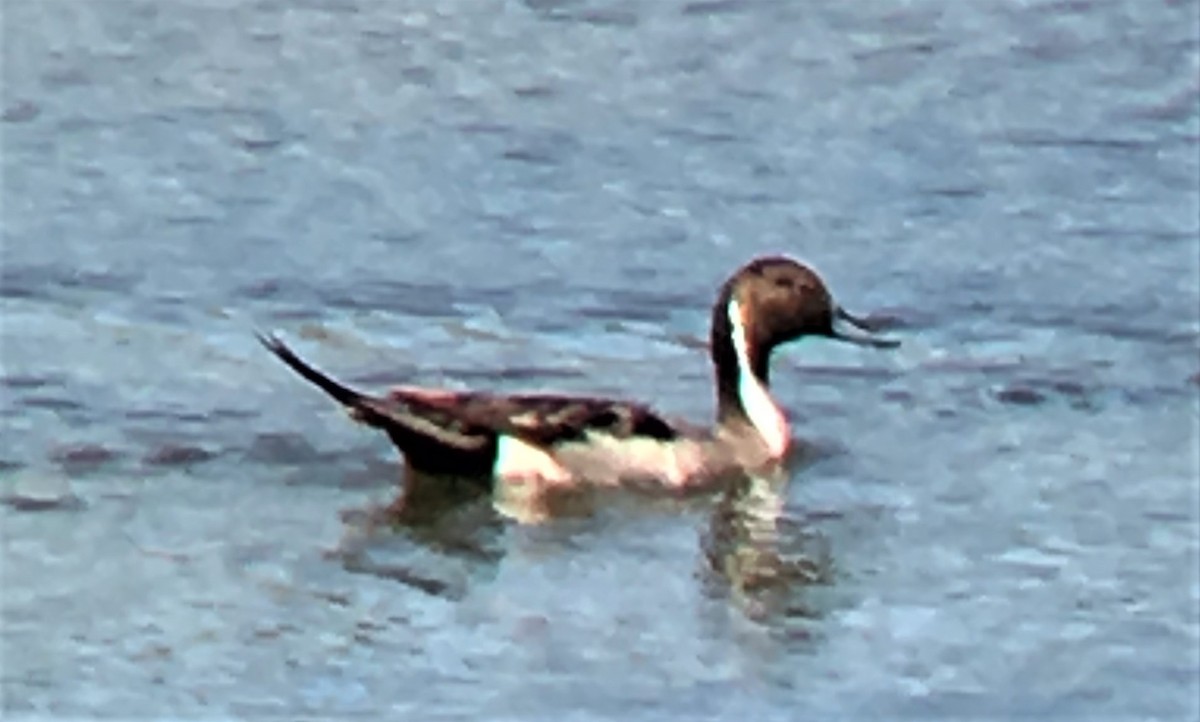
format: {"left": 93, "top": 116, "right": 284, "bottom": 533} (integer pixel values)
{"left": 332, "top": 448, "right": 839, "bottom": 618}
{"left": 701, "top": 466, "right": 834, "bottom": 627}
{"left": 330, "top": 467, "right": 506, "bottom": 599}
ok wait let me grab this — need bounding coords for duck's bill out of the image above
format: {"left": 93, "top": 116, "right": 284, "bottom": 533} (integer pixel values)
{"left": 831, "top": 307, "right": 901, "bottom": 349}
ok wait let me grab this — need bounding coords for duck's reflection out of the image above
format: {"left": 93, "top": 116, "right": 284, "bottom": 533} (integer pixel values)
{"left": 330, "top": 464, "right": 508, "bottom": 598}
{"left": 700, "top": 464, "right": 834, "bottom": 626}
{"left": 329, "top": 452, "right": 835, "bottom": 618}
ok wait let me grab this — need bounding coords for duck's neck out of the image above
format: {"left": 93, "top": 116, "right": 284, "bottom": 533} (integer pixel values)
{"left": 711, "top": 296, "right": 790, "bottom": 457}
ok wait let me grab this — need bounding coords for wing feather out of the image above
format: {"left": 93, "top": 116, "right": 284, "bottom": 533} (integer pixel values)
{"left": 388, "top": 388, "right": 682, "bottom": 447}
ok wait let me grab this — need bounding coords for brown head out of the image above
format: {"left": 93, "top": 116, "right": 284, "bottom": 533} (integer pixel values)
{"left": 710, "top": 255, "right": 898, "bottom": 420}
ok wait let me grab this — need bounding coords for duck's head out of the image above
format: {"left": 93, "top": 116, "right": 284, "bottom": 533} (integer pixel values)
{"left": 711, "top": 255, "right": 899, "bottom": 382}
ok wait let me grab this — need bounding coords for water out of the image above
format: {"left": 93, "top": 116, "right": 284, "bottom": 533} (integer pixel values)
{"left": 3, "top": 0, "right": 1198, "bottom": 718}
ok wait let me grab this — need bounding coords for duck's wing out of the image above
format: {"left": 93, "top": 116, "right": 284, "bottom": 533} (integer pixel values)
{"left": 386, "top": 386, "right": 685, "bottom": 448}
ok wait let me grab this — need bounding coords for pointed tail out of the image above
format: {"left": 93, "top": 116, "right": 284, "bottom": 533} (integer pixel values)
{"left": 256, "top": 333, "right": 490, "bottom": 461}
{"left": 256, "top": 332, "right": 370, "bottom": 409}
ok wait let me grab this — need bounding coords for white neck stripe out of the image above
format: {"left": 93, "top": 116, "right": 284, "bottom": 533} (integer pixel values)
{"left": 726, "top": 300, "right": 789, "bottom": 458}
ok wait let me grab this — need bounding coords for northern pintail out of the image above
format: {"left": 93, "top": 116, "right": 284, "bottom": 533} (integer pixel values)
{"left": 258, "top": 256, "right": 898, "bottom": 495}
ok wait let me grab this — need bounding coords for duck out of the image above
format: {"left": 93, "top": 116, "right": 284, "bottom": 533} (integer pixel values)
{"left": 257, "top": 255, "right": 898, "bottom": 498}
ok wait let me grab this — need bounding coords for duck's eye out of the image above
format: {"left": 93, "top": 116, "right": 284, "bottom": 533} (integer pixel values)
{"left": 774, "top": 277, "right": 794, "bottom": 290}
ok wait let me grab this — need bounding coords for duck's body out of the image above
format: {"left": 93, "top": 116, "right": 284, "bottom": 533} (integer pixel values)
{"left": 259, "top": 256, "right": 897, "bottom": 496}
{"left": 259, "top": 339, "right": 761, "bottom": 491}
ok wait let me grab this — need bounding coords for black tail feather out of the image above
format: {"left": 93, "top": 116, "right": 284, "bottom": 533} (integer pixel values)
{"left": 256, "top": 332, "right": 367, "bottom": 409}
{"left": 257, "top": 332, "right": 493, "bottom": 471}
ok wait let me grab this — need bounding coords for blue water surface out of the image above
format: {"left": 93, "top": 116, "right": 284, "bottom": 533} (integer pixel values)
{"left": 2, "top": 0, "right": 1198, "bottom": 719}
